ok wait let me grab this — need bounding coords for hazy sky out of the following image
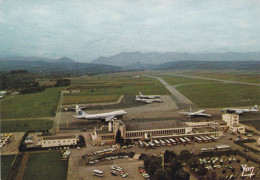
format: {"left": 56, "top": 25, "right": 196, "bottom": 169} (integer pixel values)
{"left": 0, "top": 0, "right": 260, "bottom": 62}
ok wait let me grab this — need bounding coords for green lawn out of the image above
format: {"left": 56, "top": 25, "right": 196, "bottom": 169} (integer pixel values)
{"left": 241, "top": 120, "right": 260, "bottom": 131}
{"left": 62, "top": 95, "right": 120, "bottom": 105}
{"left": 67, "top": 74, "right": 170, "bottom": 96}
{"left": 1, "top": 120, "right": 53, "bottom": 133}
{"left": 1, "top": 87, "right": 63, "bottom": 119}
{"left": 23, "top": 152, "right": 68, "bottom": 180}
{"left": 1, "top": 155, "right": 15, "bottom": 180}
{"left": 157, "top": 74, "right": 214, "bottom": 85}
{"left": 176, "top": 83, "right": 260, "bottom": 108}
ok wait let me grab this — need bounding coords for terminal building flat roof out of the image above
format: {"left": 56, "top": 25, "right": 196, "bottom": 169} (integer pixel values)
{"left": 123, "top": 120, "right": 188, "bottom": 131}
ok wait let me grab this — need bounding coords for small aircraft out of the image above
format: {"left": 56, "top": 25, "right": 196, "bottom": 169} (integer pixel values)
{"left": 138, "top": 92, "right": 161, "bottom": 99}
{"left": 179, "top": 108, "right": 211, "bottom": 117}
{"left": 135, "top": 96, "right": 163, "bottom": 104}
{"left": 73, "top": 105, "right": 127, "bottom": 121}
{"left": 222, "top": 105, "right": 258, "bottom": 115}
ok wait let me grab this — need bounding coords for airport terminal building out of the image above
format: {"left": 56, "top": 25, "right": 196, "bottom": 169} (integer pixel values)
{"left": 91, "top": 119, "right": 193, "bottom": 144}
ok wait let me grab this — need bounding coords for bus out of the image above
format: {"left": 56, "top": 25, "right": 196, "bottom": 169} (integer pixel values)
{"left": 159, "top": 140, "right": 166, "bottom": 146}
{"left": 215, "top": 145, "right": 231, "bottom": 151}
{"left": 153, "top": 140, "right": 160, "bottom": 147}
{"left": 184, "top": 137, "right": 191, "bottom": 144}
{"left": 138, "top": 140, "right": 144, "bottom": 148}
{"left": 210, "top": 136, "right": 218, "bottom": 141}
{"left": 143, "top": 142, "right": 150, "bottom": 148}
{"left": 201, "top": 148, "right": 215, "bottom": 153}
{"left": 165, "top": 139, "right": 172, "bottom": 146}
{"left": 204, "top": 136, "right": 212, "bottom": 142}
{"left": 169, "top": 138, "right": 176, "bottom": 145}
{"left": 148, "top": 142, "right": 156, "bottom": 148}
{"left": 200, "top": 136, "right": 208, "bottom": 143}
{"left": 195, "top": 136, "right": 202, "bottom": 143}
{"left": 174, "top": 138, "right": 181, "bottom": 144}
{"left": 179, "top": 138, "right": 186, "bottom": 144}
{"left": 93, "top": 169, "right": 104, "bottom": 177}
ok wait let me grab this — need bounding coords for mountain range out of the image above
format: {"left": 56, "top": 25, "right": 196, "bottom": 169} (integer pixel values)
{"left": 0, "top": 57, "right": 123, "bottom": 74}
{"left": 92, "top": 51, "right": 260, "bottom": 66}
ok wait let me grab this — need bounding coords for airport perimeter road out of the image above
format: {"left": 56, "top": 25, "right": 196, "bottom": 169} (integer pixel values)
{"left": 164, "top": 73, "right": 260, "bottom": 86}
{"left": 145, "top": 75, "right": 196, "bottom": 109}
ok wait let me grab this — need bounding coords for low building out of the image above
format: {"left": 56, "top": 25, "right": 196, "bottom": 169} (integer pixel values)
{"left": 222, "top": 113, "right": 245, "bottom": 134}
{"left": 41, "top": 135, "right": 78, "bottom": 148}
{"left": 91, "top": 119, "right": 193, "bottom": 144}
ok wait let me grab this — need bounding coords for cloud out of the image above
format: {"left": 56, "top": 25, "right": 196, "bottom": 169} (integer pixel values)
{"left": 0, "top": 0, "right": 260, "bottom": 61}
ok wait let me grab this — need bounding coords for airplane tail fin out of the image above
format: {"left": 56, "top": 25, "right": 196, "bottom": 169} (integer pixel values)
{"left": 251, "top": 105, "right": 258, "bottom": 111}
{"left": 75, "top": 105, "right": 86, "bottom": 116}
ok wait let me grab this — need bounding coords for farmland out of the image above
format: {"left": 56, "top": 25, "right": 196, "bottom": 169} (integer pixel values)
{"left": 1, "top": 120, "right": 53, "bottom": 133}
{"left": 23, "top": 152, "right": 68, "bottom": 180}
{"left": 1, "top": 87, "right": 63, "bottom": 119}
{"left": 1, "top": 155, "right": 15, "bottom": 180}
{"left": 176, "top": 83, "right": 260, "bottom": 108}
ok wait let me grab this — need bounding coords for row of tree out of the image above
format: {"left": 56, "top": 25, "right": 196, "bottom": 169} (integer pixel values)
{"left": 1, "top": 70, "right": 71, "bottom": 94}
{"left": 144, "top": 150, "right": 190, "bottom": 180}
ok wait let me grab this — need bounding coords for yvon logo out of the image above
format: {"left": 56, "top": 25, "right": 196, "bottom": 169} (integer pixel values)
{"left": 241, "top": 164, "right": 255, "bottom": 178}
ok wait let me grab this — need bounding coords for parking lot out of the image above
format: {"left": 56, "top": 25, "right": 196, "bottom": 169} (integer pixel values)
{"left": 68, "top": 155, "right": 144, "bottom": 180}
{"left": 192, "top": 154, "right": 260, "bottom": 179}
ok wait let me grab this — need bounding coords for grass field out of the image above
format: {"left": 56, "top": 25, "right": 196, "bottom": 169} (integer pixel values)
{"left": 241, "top": 120, "right": 260, "bottom": 131}
{"left": 1, "top": 120, "right": 53, "bottom": 133}
{"left": 1, "top": 155, "right": 15, "bottom": 180}
{"left": 176, "top": 83, "right": 260, "bottom": 108}
{"left": 158, "top": 74, "right": 214, "bottom": 85}
{"left": 67, "top": 73, "right": 170, "bottom": 96}
{"left": 23, "top": 151, "right": 68, "bottom": 180}
{"left": 62, "top": 95, "right": 120, "bottom": 105}
{"left": 1, "top": 87, "right": 63, "bottom": 119}
{"left": 169, "top": 71, "right": 260, "bottom": 84}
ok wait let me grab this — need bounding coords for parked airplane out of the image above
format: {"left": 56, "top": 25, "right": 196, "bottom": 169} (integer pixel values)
{"left": 135, "top": 96, "right": 163, "bottom": 104}
{"left": 64, "top": 105, "right": 88, "bottom": 111}
{"left": 179, "top": 109, "right": 211, "bottom": 117}
{"left": 222, "top": 105, "right": 258, "bottom": 115}
{"left": 138, "top": 92, "right": 161, "bottom": 99}
{"left": 73, "top": 105, "right": 127, "bottom": 121}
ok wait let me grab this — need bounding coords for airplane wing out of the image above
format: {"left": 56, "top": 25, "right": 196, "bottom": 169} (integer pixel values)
{"left": 105, "top": 115, "right": 115, "bottom": 122}
{"left": 179, "top": 112, "right": 191, "bottom": 115}
{"left": 235, "top": 111, "right": 243, "bottom": 115}
{"left": 196, "top": 112, "right": 211, "bottom": 117}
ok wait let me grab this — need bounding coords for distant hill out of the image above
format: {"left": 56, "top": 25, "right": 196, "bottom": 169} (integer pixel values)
{"left": 54, "top": 57, "right": 75, "bottom": 63}
{"left": 0, "top": 57, "right": 123, "bottom": 74}
{"left": 155, "top": 61, "right": 260, "bottom": 71}
{"left": 92, "top": 51, "right": 260, "bottom": 66}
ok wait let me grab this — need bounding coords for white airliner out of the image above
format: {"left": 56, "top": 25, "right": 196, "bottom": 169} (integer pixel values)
{"left": 135, "top": 96, "right": 163, "bottom": 104}
{"left": 73, "top": 105, "right": 127, "bottom": 121}
{"left": 138, "top": 92, "right": 161, "bottom": 99}
{"left": 179, "top": 109, "right": 211, "bottom": 117}
{"left": 222, "top": 105, "right": 258, "bottom": 115}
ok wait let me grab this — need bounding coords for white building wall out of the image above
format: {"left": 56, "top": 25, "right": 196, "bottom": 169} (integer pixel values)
{"left": 42, "top": 138, "right": 77, "bottom": 148}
